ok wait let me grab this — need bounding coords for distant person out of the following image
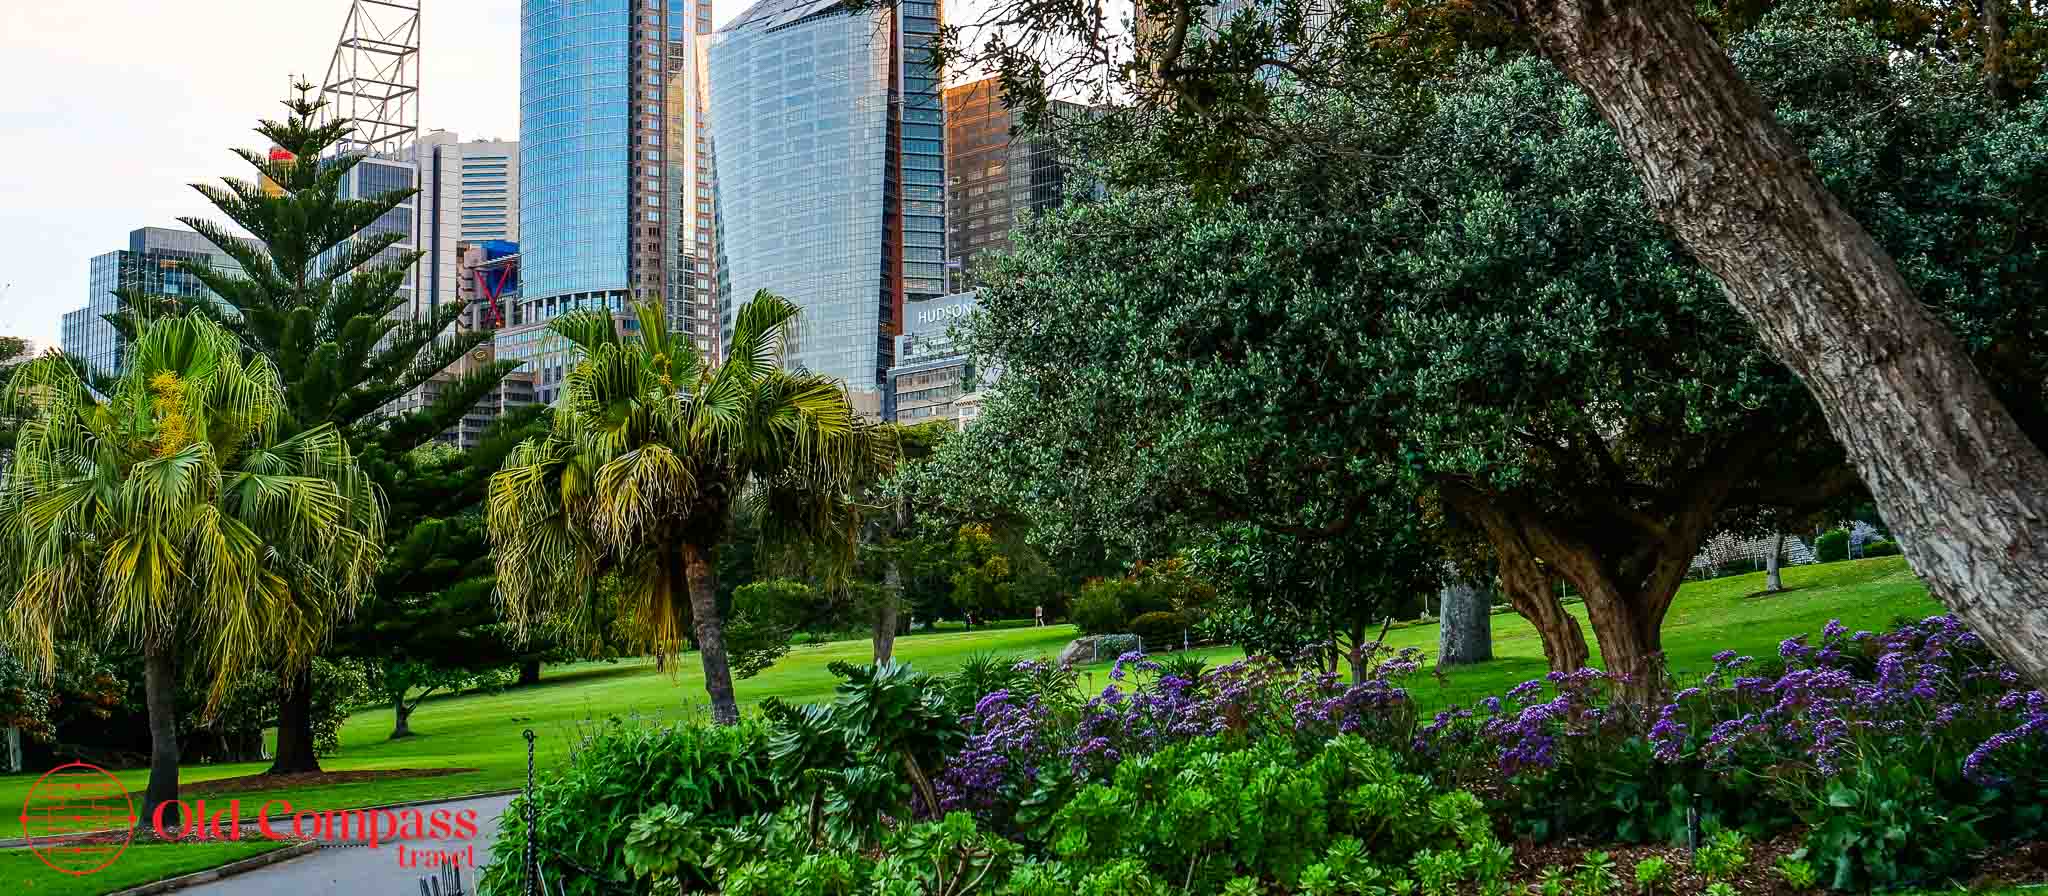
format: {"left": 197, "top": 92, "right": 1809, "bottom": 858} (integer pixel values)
{"left": 1035, "top": 605, "right": 1045, "bottom": 627}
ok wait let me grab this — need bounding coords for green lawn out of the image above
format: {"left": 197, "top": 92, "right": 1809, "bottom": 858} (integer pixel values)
{"left": 0, "top": 557, "right": 1939, "bottom": 822}
{"left": 0, "top": 839, "right": 290, "bottom": 896}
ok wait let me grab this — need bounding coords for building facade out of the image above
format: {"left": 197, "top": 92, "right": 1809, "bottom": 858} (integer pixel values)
{"left": 708, "top": 0, "right": 947, "bottom": 416}
{"left": 884, "top": 289, "right": 983, "bottom": 426}
{"left": 62, "top": 227, "right": 253, "bottom": 379}
{"left": 519, "top": 0, "right": 719, "bottom": 362}
{"left": 944, "top": 78, "right": 1087, "bottom": 288}
{"left": 413, "top": 131, "right": 520, "bottom": 321}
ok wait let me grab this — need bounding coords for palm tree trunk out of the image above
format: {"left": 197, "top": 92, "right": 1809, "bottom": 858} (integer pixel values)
{"left": 268, "top": 668, "right": 320, "bottom": 774}
{"left": 143, "top": 646, "right": 182, "bottom": 831}
{"left": 681, "top": 542, "right": 740, "bottom": 725}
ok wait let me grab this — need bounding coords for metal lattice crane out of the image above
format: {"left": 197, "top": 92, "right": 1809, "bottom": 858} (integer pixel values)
{"left": 319, "top": 0, "right": 421, "bottom": 156}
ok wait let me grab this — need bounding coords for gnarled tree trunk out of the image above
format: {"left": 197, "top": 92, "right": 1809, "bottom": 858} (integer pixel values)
{"left": 682, "top": 541, "right": 740, "bottom": 725}
{"left": 143, "top": 646, "right": 182, "bottom": 830}
{"left": 1513, "top": 0, "right": 2048, "bottom": 686}
{"left": 390, "top": 694, "right": 415, "bottom": 739}
{"left": 268, "top": 668, "right": 320, "bottom": 775}
{"left": 1452, "top": 489, "right": 1589, "bottom": 673}
{"left": 1438, "top": 581, "right": 1495, "bottom": 667}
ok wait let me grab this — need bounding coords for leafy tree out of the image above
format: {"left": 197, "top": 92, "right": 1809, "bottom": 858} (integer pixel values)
{"left": 165, "top": 84, "right": 525, "bottom": 773}
{"left": 949, "top": 524, "right": 1015, "bottom": 624}
{"left": 488, "top": 295, "right": 895, "bottom": 724}
{"left": 0, "top": 315, "right": 381, "bottom": 825}
{"left": 936, "top": 13, "right": 2045, "bottom": 699}
{"left": 917, "top": 0, "right": 2048, "bottom": 682}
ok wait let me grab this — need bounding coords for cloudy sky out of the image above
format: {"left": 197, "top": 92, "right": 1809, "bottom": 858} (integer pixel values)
{"left": 0, "top": 0, "right": 777, "bottom": 348}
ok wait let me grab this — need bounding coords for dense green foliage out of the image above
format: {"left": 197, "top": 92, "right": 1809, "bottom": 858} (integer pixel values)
{"left": 923, "top": 5, "right": 2048, "bottom": 686}
{"left": 1815, "top": 529, "right": 1850, "bottom": 563}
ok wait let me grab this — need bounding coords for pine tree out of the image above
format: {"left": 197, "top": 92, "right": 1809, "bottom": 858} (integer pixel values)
{"left": 175, "top": 83, "right": 526, "bottom": 773}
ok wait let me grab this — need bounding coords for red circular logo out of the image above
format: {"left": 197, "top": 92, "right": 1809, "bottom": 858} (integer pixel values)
{"left": 20, "top": 762, "right": 135, "bottom": 876}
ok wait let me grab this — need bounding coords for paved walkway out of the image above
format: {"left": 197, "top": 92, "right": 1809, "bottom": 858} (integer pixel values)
{"left": 185, "top": 793, "right": 516, "bottom": 895}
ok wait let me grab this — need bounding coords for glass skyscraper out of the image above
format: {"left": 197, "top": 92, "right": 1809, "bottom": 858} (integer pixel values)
{"left": 61, "top": 227, "right": 254, "bottom": 379}
{"left": 708, "top": 0, "right": 946, "bottom": 415}
{"left": 518, "top": 0, "right": 720, "bottom": 365}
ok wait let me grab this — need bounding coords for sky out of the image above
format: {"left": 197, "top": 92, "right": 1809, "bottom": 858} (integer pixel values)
{"left": 0, "top": 0, "right": 764, "bottom": 348}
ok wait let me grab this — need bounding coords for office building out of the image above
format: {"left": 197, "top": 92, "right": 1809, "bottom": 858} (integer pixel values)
{"left": 708, "top": 0, "right": 947, "bottom": 416}
{"left": 884, "top": 289, "right": 986, "bottom": 426}
{"left": 61, "top": 227, "right": 255, "bottom": 379}
{"left": 943, "top": 79, "right": 1088, "bottom": 286}
{"left": 519, "top": 0, "right": 720, "bottom": 362}
{"left": 412, "top": 131, "right": 520, "bottom": 320}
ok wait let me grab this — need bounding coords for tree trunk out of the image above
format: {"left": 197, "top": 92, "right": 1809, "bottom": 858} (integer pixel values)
{"left": 1438, "top": 581, "right": 1495, "bottom": 667}
{"left": 267, "top": 668, "right": 320, "bottom": 775}
{"left": 1514, "top": 0, "right": 2048, "bottom": 687}
{"left": 1345, "top": 618, "right": 1370, "bottom": 682}
{"left": 143, "top": 646, "right": 181, "bottom": 831}
{"left": 1986, "top": 0, "right": 2009, "bottom": 102}
{"left": 873, "top": 561, "right": 900, "bottom": 664}
{"left": 390, "top": 694, "right": 415, "bottom": 740}
{"left": 518, "top": 659, "right": 541, "bottom": 687}
{"left": 1450, "top": 488, "right": 1589, "bottom": 673}
{"left": 681, "top": 541, "right": 740, "bottom": 725}
{"left": 1764, "top": 532, "right": 1785, "bottom": 592}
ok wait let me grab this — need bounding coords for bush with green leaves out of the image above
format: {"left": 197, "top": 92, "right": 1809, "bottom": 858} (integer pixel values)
{"left": 1070, "top": 582, "right": 1128, "bottom": 635}
{"left": 1814, "top": 529, "right": 1850, "bottom": 562}
{"left": 478, "top": 719, "right": 784, "bottom": 896}
{"left": 1632, "top": 856, "right": 1672, "bottom": 894}
{"left": 1775, "top": 853, "right": 1819, "bottom": 890}
{"left": 1862, "top": 539, "right": 1901, "bottom": 557}
{"left": 1691, "top": 828, "right": 1748, "bottom": 882}
{"left": 1125, "top": 611, "right": 1189, "bottom": 649}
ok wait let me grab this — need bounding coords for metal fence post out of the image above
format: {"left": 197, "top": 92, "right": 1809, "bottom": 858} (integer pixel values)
{"left": 524, "top": 728, "right": 538, "bottom": 896}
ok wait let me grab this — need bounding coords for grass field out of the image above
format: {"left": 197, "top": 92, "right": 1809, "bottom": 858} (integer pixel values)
{"left": 0, "top": 839, "right": 290, "bottom": 895}
{"left": 0, "top": 557, "right": 1940, "bottom": 825}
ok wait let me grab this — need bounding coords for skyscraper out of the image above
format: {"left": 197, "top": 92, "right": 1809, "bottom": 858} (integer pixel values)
{"left": 708, "top": 0, "right": 947, "bottom": 415}
{"left": 943, "top": 78, "right": 1087, "bottom": 287}
{"left": 518, "top": 0, "right": 719, "bottom": 364}
{"left": 60, "top": 227, "right": 255, "bottom": 379}
{"left": 412, "top": 131, "right": 520, "bottom": 321}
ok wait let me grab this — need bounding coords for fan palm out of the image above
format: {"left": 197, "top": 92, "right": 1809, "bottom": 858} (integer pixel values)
{"left": 0, "top": 315, "right": 382, "bottom": 826}
{"left": 488, "top": 292, "right": 894, "bottom": 724}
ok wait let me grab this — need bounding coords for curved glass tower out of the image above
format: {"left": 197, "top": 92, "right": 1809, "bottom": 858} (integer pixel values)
{"left": 520, "top": 0, "right": 630, "bottom": 300}
{"left": 709, "top": 0, "right": 946, "bottom": 415}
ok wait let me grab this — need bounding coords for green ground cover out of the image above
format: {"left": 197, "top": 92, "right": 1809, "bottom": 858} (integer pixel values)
{"left": 0, "top": 839, "right": 289, "bottom": 896}
{"left": 0, "top": 558, "right": 1938, "bottom": 823}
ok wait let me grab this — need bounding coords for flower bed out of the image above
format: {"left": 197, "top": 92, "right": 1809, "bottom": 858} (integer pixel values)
{"left": 481, "top": 614, "right": 2048, "bottom": 896}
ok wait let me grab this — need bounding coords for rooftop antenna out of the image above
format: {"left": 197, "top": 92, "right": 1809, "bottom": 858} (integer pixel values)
{"left": 319, "top": 0, "right": 422, "bottom": 157}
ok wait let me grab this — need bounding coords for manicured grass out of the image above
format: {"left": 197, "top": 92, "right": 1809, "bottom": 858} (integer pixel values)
{"left": 0, "top": 557, "right": 1939, "bottom": 822}
{"left": 0, "top": 839, "right": 290, "bottom": 896}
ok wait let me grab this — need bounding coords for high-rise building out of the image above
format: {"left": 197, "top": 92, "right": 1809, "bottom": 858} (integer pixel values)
{"left": 708, "top": 0, "right": 947, "bottom": 416}
{"left": 412, "top": 131, "right": 520, "bottom": 321}
{"left": 518, "top": 0, "right": 720, "bottom": 366}
{"left": 61, "top": 227, "right": 256, "bottom": 379}
{"left": 884, "top": 289, "right": 984, "bottom": 426}
{"left": 943, "top": 79, "right": 1089, "bottom": 288}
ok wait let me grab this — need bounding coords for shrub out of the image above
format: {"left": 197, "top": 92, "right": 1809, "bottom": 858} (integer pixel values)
{"left": 1632, "top": 856, "right": 1671, "bottom": 894}
{"left": 1814, "top": 528, "right": 1849, "bottom": 562}
{"left": 1862, "top": 538, "right": 1901, "bottom": 557}
{"left": 478, "top": 719, "right": 783, "bottom": 896}
{"left": 1071, "top": 582, "right": 1129, "bottom": 635}
{"left": 1775, "top": 854, "right": 1818, "bottom": 890}
{"left": 1692, "top": 828, "right": 1747, "bottom": 882}
{"left": 1574, "top": 851, "right": 1616, "bottom": 896}
{"left": 1125, "top": 611, "right": 1188, "bottom": 648}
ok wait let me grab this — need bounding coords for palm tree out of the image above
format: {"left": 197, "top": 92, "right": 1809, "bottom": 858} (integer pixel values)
{"left": 0, "top": 315, "right": 382, "bottom": 826}
{"left": 488, "top": 293, "right": 893, "bottom": 724}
